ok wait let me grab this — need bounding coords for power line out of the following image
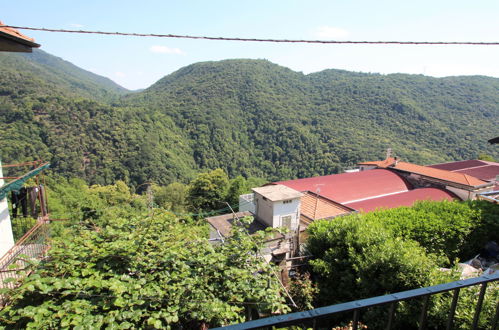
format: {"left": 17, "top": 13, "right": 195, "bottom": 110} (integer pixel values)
{"left": 3, "top": 25, "right": 499, "bottom": 46}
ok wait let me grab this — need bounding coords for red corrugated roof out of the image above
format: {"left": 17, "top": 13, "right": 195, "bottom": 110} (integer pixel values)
{"left": 428, "top": 159, "right": 488, "bottom": 171}
{"left": 344, "top": 188, "right": 457, "bottom": 212}
{"left": 454, "top": 165, "right": 499, "bottom": 182}
{"left": 275, "top": 169, "right": 412, "bottom": 204}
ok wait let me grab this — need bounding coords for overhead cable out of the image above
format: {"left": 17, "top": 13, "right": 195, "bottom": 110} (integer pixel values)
{"left": 3, "top": 25, "right": 499, "bottom": 46}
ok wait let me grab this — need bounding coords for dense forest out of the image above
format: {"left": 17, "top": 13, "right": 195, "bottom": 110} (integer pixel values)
{"left": 1, "top": 49, "right": 498, "bottom": 188}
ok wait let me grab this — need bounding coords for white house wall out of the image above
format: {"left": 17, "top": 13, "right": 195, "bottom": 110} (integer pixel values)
{"left": 0, "top": 163, "right": 15, "bottom": 258}
{"left": 255, "top": 194, "right": 274, "bottom": 227}
{"left": 273, "top": 199, "right": 300, "bottom": 230}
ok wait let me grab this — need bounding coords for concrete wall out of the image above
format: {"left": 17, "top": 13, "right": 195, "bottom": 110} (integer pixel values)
{"left": 239, "top": 193, "right": 255, "bottom": 213}
{"left": 0, "top": 162, "right": 15, "bottom": 258}
{"left": 255, "top": 193, "right": 274, "bottom": 227}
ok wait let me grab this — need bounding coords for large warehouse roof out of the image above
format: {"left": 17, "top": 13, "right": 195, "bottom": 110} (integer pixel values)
{"left": 274, "top": 169, "right": 412, "bottom": 204}
{"left": 344, "top": 187, "right": 457, "bottom": 213}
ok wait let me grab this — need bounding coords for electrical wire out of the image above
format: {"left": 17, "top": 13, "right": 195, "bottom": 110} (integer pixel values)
{"left": 3, "top": 25, "right": 499, "bottom": 46}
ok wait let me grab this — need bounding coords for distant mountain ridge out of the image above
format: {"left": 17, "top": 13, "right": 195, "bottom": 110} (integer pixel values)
{"left": 0, "top": 52, "right": 497, "bottom": 186}
{"left": 0, "top": 49, "right": 128, "bottom": 101}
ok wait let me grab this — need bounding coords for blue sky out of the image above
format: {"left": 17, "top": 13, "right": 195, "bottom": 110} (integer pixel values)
{"left": 2, "top": 0, "right": 499, "bottom": 90}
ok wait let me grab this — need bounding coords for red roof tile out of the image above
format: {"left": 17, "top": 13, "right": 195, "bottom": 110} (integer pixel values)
{"left": 275, "top": 169, "right": 412, "bottom": 204}
{"left": 0, "top": 21, "right": 39, "bottom": 47}
{"left": 361, "top": 158, "right": 489, "bottom": 187}
{"left": 358, "top": 157, "right": 396, "bottom": 167}
{"left": 344, "top": 188, "right": 457, "bottom": 212}
{"left": 389, "top": 162, "right": 488, "bottom": 187}
{"left": 300, "top": 192, "right": 352, "bottom": 221}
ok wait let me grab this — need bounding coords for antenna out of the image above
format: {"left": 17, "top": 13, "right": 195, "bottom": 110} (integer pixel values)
{"left": 313, "top": 184, "right": 325, "bottom": 220}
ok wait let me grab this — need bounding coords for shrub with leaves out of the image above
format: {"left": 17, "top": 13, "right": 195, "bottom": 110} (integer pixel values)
{"left": 0, "top": 212, "right": 289, "bottom": 328}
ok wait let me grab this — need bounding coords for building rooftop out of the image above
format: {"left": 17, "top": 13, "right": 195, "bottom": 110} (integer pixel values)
{"left": 300, "top": 192, "right": 353, "bottom": 221}
{"left": 344, "top": 187, "right": 457, "bottom": 212}
{"left": 428, "top": 159, "right": 499, "bottom": 183}
{"left": 275, "top": 169, "right": 411, "bottom": 204}
{"left": 0, "top": 21, "right": 40, "bottom": 52}
{"left": 252, "top": 184, "right": 303, "bottom": 202}
{"left": 206, "top": 211, "right": 265, "bottom": 237}
{"left": 360, "top": 159, "right": 489, "bottom": 188}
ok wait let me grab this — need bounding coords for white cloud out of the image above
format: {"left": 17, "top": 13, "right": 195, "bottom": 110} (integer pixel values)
{"left": 149, "top": 45, "right": 184, "bottom": 55}
{"left": 115, "top": 71, "right": 126, "bottom": 78}
{"left": 69, "top": 23, "right": 84, "bottom": 28}
{"left": 312, "top": 26, "right": 349, "bottom": 40}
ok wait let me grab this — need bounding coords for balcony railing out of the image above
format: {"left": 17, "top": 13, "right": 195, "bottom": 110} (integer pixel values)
{"left": 0, "top": 219, "right": 50, "bottom": 306}
{"left": 217, "top": 273, "right": 499, "bottom": 330}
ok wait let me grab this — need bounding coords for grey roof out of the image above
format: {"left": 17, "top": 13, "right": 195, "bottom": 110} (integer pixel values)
{"left": 252, "top": 184, "right": 303, "bottom": 202}
{"left": 206, "top": 211, "right": 267, "bottom": 237}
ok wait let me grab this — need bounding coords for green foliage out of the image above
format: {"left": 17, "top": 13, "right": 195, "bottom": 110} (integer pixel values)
{"left": 307, "top": 215, "right": 441, "bottom": 305}
{"left": 153, "top": 182, "right": 188, "bottom": 213}
{"left": 187, "top": 168, "right": 230, "bottom": 211}
{"left": 306, "top": 201, "right": 499, "bottom": 329}
{"left": 429, "top": 282, "right": 498, "bottom": 330}
{"left": 477, "top": 153, "right": 496, "bottom": 162}
{"left": 0, "top": 204, "right": 288, "bottom": 328}
{"left": 358, "top": 200, "right": 499, "bottom": 263}
{"left": 288, "top": 272, "right": 319, "bottom": 311}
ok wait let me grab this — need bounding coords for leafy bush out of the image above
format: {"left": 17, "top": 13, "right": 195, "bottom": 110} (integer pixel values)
{"left": 359, "top": 200, "right": 499, "bottom": 263}
{"left": 307, "top": 215, "right": 442, "bottom": 305}
{"left": 0, "top": 212, "right": 288, "bottom": 328}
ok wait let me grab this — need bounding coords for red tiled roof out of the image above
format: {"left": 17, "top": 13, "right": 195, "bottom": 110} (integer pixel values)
{"left": 300, "top": 192, "right": 352, "bottom": 221}
{"left": 275, "top": 169, "right": 412, "bottom": 204}
{"left": 344, "top": 188, "right": 457, "bottom": 212}
{"left": 358, "top": 157, "right": 396, "bottom": 167}
{"left": 0, "top": 21, "right": 39, "bottom": 47}
{"left": 361, "top": 158, "right": 489, "bottom": 187}
{"left": 389, "top": 162, "right": 487, "bottom": 187}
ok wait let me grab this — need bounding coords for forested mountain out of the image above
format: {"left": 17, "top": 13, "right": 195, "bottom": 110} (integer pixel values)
{"left": 0, "top": 49, "right": 128, "bottom": 101}
{"left": 0, "top": 52, "right": 497, "bottom": 187}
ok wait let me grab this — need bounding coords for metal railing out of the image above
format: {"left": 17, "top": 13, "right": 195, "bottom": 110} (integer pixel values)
{"left": 0, "top": 219, "right": 50, "bottom": 306}
{"left": 218, "top": 273, "right": 499, "bottom": 330}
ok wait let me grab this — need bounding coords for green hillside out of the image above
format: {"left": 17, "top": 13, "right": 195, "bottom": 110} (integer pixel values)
{"left": 0, "top": 53, "right": 497, "bottom": 187}
{"left": 0, "top": 49, "right": 128, "bottom": 101}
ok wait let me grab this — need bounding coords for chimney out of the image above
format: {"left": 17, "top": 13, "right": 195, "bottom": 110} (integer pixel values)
{"left": 386, "top": 148, "right": 392, "bottom": 160}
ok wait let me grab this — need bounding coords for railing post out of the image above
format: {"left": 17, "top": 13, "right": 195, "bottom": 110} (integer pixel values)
{"left": 386, "top": 302, "right": 396, "bottom": 330}
{"left": 491, "top": 299, "right": 498, "bottom": 330}
{"left": 472, "top": 282, "right": 488, "bottom": 330}
{"left": 352, "top": 309, "right": 360, "bottom": 330}
{"left": 446, "top": 288, "right": 460, "bottom": 330}
{"left": 418, "top": 295, "right": 430, "bottom": 330}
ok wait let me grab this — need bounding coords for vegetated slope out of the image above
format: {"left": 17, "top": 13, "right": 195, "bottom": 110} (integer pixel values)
{"left": 1, "top": 54, "right": 498, "bottom": 186}
{"left": 0, "top": 51, "right": 195, "bottom": 186}
{"left": 127, "top": 59, "right": 499, "bottom": 179}
{"left": 0, "top": 49, "right": 128, "bottom": 101}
